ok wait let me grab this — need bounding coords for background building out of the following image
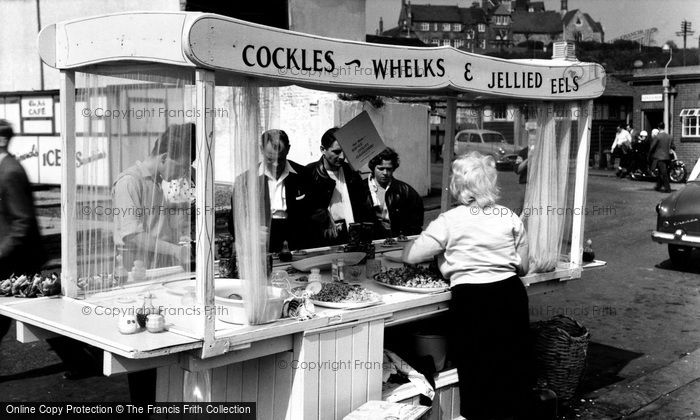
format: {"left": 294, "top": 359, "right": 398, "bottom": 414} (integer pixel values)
{"left": 562, "top": 8, "right": 605, "bottom": 43}
{"left": 628, "top": 65, "right": 700, "bottom": 166}
{"left": 383, "top": 0, "right": 603, "bottom": 54}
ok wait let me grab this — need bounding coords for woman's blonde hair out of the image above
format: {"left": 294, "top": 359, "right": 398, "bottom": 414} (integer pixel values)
{"left": 450, "top": 151, "right": 500, "bottom": 207}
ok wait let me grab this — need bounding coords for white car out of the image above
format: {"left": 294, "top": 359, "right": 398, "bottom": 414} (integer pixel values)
{"left": 454, "top": 129, "right": 519, "bottom": 168}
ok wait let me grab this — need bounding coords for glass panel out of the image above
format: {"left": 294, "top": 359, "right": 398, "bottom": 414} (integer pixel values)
{"left": 73, "top": 67, "right": 196, "bottom": 303}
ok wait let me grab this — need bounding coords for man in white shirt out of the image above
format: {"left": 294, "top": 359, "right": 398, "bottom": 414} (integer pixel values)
{"left": 229, "top": 129, "right": 310, "bottom": 251}
{"left": 611, "top": 123, "right": 632, "bottom": 178}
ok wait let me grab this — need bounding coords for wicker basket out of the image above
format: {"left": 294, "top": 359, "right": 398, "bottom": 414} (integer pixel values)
{"left": 531, "top": 315, "right": 590, "bottom": 403}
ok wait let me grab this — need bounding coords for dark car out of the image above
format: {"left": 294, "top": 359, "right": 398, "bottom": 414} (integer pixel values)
{"left": 652, "top": 160, "right": 700, "bottom": 266}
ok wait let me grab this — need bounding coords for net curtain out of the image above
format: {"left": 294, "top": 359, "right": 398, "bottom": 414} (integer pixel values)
{"left": 522, "top": 102, "right": 576, "bottom": 273}
{"left": 74, "top": 68, "right": 195, "bottom": 296}
{"left": 221, "top": 81, "right": 280, "bottom": 325}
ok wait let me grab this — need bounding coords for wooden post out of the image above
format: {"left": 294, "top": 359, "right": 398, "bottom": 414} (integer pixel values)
{"left": 440, "top": 97, "right": 457, "bottom": 213}
{"left": 570, "top": 100, "right": 593, "bottom": 266}
{"left": 194, "top": 69, "right": 218, "bottom": 356}
{"left": 60, "top": 70, "right": 78, "bottom": 298}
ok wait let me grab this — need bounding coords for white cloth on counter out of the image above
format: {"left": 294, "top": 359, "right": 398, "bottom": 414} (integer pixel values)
{"left": 383, "top": 349, "right": 435, "bottom": 400}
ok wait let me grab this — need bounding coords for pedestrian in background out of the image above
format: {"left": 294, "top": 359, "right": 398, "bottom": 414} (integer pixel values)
{"left": 0, "top": 119, "right": 46, "bottom": 344}
{"left": 611, "top": 122, "right": 632, "bottom": 178}
{"left": 626, "top": 123, "right": 641, "bottom": 174}
{"left": 631, "top": 130, "right": 650, "bottom": 175}
{"left": 648, "top": 123, "right": 674, "bottom": 193}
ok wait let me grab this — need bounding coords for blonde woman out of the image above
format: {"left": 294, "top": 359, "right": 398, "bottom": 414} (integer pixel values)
{"left": 403, "top": 152, "right": 531, "bottom": 419}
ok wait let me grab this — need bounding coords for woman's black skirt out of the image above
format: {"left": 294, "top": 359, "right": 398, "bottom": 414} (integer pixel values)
{"left": 449, "top": 275, "right": 531, "bottom": 419}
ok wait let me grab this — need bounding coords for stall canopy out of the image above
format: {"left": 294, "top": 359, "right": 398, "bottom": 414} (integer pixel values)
{"left": 38, "top": 12, "right": 605, "bottom": 100}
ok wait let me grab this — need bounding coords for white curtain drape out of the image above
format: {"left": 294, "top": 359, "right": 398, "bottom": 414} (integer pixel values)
{"left": 223, "top": 81, "right": 280, "bottom": 324}
{"left": 75, "top": 69, "right": 195, "bottom": 297}
{"left": 522, "top": 102, "right": 575, "bottom": 272}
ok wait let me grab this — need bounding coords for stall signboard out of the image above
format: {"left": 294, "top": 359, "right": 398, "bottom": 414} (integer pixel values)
{"left": 333, "top": 111, "right": 386, "bottom": 171}
{"left": 186, "top": 16, "right": 606, "bottom": 100}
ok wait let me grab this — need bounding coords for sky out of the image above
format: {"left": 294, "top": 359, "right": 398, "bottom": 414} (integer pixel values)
{"left": 366, "top": 0, "right": 700, "bottom": 49}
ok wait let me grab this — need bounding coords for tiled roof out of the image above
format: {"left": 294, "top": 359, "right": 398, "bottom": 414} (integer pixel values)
{"left": 584, "top": 13, "right": 603, "bottom": 33}
{"left": 366, "top": 34, "right": 426, "bottom": 47}
{"left": 460, "top": 7, "right": 487, "bottom": 24}
{"left": 410, "top": 5, "right": 462, "bottom": 23}
{"left": 562, "top": 10, "right": 603, "bottom": 33}
{"left": 529, "top": 2, "right": 545, "bottom": 12}
{"left": 603, "top": 75, "right": 633, "bottom": 97}
{"left": 562, "top": 10, "right": 577, "bottom": 23}
{"left": 631, "top": 65, "right": 700, "bottom": 80}
{"left": 511, "top": 10, "right": 563, "bottom": 34}
{"left": 493, "top": 3, "right": 511, "bottom": 15}
{"left": 381, "top": 26, "right": 422, "bottom": 39}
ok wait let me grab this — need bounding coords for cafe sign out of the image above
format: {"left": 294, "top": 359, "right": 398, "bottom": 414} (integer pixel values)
{"left": 186, "top": 15, "right": 605, "bottom": 100}
{"left": 21, "top": 97, "right": 54, "bottom": 118}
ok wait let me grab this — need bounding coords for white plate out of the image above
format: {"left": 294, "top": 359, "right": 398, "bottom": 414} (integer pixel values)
{"left": 374, "top": 280, "right": 449, "bottom": 294}
{"left": 291, "top": 252, "right": 365, "bottom": 272}
{"left": 162, "top": 278, "right": 241, "bottom": 296}
{"left": 162, "top": 279, "right": 195, "bottom": 295}
{"left": 310, "top": 296, "right": 383, "bottom": 309}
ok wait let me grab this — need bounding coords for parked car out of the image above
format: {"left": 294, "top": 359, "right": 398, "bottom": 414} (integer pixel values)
{"left": 454, "top": 129, "right": 519, "bottom": 168}
{"left": 652, "top": 158, "right": 700, "bottom": 266}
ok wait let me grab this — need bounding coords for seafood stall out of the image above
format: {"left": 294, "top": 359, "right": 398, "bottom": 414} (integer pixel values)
{"left": 0, "top": 11, "right": 605, "bottom": 419}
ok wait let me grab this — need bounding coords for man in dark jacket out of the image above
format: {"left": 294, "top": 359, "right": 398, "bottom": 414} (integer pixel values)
{"left": 0, "top": 120, "right": 46, "bottom": 279}
{"left": 0, "top": 119, "right": 47, "bottom": 360}
{"left": 229, "top": 129, "right": 310, "bottom": 251}
{"left": 648, "top": 123, "right": 674, "bottom": 193}
{"left": 305, "top": 127, "right": 372, "bottom": 246}
{"left": 365, "top": 148, "right": 424, "bottom": 238}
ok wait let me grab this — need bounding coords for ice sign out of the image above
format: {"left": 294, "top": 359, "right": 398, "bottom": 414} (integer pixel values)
{"left": 21, "top": 97, "right": 54, "bottom": 118}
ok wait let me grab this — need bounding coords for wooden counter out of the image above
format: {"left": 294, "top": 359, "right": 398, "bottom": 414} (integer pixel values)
{"left": 0, "top": 251, "right": 605, "bottom": 419}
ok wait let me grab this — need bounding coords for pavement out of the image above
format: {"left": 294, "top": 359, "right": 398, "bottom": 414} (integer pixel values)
{"left": 576, "top": 348, "right": 700, "bottom": 419}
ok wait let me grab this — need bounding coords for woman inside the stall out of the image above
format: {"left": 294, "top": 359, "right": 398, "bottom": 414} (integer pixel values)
{"left": 403, "top": 151, "right": 531, "bottom": 420}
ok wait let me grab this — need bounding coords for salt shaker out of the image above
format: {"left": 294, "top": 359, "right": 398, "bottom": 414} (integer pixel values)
{"left": 118, "top": 313, "right": 140, "bottom": 334}
{"left": 308, "top": 268, "right": 322, "bottom": 283}
{"left": 146, "top": 313, "right": 166, "bottom": 333}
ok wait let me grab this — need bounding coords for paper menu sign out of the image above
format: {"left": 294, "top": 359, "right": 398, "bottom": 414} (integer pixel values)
{"left": 333, "top": 111, "right": 386, "bottom": 171}
{"left": 342, "top": 400, "right": 429, "bottom": 420}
